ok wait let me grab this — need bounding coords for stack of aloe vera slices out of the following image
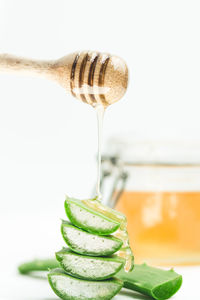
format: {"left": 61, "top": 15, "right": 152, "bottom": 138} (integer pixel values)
{"left": 48, "top": 197, "right": 131, "bottom": 300}
{"left": 18, "top": 196, "right": 183, "bottom": 299}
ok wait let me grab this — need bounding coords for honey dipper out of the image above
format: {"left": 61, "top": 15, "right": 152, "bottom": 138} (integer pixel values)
{"left": 0, "top": 51, "right": 128, "bottom": 106}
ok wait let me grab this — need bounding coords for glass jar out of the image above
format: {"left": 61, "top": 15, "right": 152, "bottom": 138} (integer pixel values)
{"left": 101, "top": 137, "right": 200, "bottom": 266}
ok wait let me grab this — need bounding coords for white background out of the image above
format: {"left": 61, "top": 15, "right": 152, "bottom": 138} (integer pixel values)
{"left": 0, "top": 0, "right": 200, "bottom": 299}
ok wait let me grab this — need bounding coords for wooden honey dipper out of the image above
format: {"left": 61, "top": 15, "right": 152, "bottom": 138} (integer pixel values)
{"left": 0, "top": 51, "right": 128, "bottom": 106}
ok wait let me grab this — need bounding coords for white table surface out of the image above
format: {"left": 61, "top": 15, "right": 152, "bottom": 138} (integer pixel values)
{"left": 1, "top": 211, "right": 199, "bottom": 300}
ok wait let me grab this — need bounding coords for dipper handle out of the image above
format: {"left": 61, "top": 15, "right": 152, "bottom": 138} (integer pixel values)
{"left": 0, "top": 53, "right": 53, "bottom": 77}
{"left": 0, "top": 51, "right": 128, "bottom": 107}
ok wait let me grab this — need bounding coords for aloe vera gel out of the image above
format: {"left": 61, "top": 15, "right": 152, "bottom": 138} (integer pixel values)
{"left": 64, "top": 197, "right": 120, "bottom": 235}
{"left": 61, "top": 221, "right": 123, "bottom": 256}
{"left": 48, "top": 268, "right": 123, "bottom": 300}
{"left": 48, "top": 197, "right": 129, "bottom": 300}
{"left": 56, "top": 248, "right": 125, "bottom": 280}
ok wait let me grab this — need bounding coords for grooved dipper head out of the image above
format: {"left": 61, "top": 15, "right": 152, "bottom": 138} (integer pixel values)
{"left": 55, "top": 51, "right": 128, "bottom": 107}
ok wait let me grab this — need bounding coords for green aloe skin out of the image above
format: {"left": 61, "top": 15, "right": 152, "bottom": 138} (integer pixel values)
{"left": 18, "top": 259, "right": 183, "bottom": 300}
{"left": 50, "top": 199, "right": 126, "bottom": 300}
{"left": 117, "top": 263, "right": 183, "bottom": 300}
{"left": 61, "top": 220, "right": 123, "bottom": 256}
{"left": 18, "top": 197, "right": 182, "bottom": 300}
{"left": 18, "top": 258, "right": 59, "bottom": 274}
{"left": 48, "top": 268, "right": 123, "bottom": 300}
{"left": 56, "top": 248, "right": 125, "bottom": 280}
{"left": 65, "top": 197, "right": 120, "bottom": 235}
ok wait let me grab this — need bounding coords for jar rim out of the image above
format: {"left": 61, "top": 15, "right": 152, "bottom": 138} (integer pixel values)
{"left": 104, "top": 136, "right": 200, "bottom": 165}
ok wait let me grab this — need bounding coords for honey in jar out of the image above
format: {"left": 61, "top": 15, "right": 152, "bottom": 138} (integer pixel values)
{"left": 102, "top": 138, "right": 200, "bottom": 266}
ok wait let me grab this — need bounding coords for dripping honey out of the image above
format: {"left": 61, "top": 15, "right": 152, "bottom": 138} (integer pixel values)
{"left": 92, "top": 104, "right": 133, "bottom": 272}
{"left": 83, "top": 199, "right": 134, "bottom": 272}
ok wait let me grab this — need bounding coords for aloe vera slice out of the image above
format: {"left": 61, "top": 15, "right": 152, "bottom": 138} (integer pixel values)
{"left": 61, "top": 221, "right": 122, "bottom": 256}
{"left": 18, "top": 259, "right": 183, "bottom": 299}
{"left": 18, "top": 258, "right": 59, "bottom": 274}
{"left": 56, "top": 248, "right": 125, "bottom": 280}
{"left": 65, "top": 197, "right": 120, "bottom": 235}
{"left": 48, "top": 268, "right": 123, "bottom": 300}
{"left": 117, "top": 263, "right": 182, "bottom": 300}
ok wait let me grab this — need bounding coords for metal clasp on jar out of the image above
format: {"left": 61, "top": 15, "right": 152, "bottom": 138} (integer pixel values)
{"left": 93, "top": 155, "right": 128, "bottom": 208}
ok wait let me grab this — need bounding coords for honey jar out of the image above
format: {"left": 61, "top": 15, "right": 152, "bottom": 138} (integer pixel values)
{"left": 101, "top": 137, "right": 200, "bottom": 266}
